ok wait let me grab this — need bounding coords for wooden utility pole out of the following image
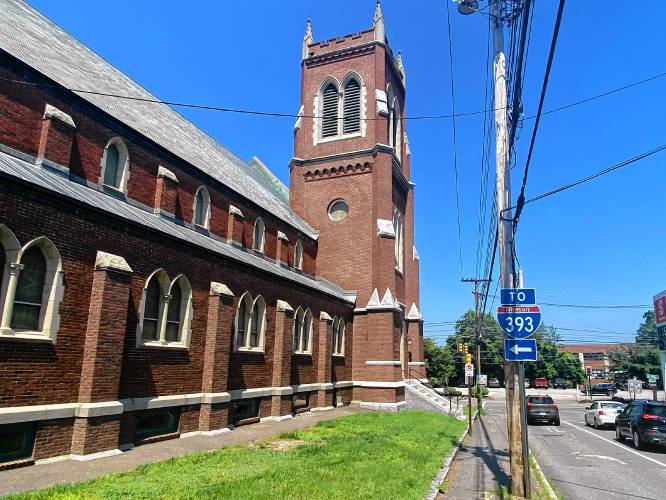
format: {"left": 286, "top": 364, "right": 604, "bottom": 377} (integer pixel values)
{"left": 490, "top": 0, "right": 530, "bottom": 497}
{"left": 461, "top": 277, "right": 490, "bottom": 410}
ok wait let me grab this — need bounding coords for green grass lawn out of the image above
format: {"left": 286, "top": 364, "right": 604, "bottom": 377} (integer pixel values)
{"left": 13, "top": 410, "right": 465, "bottom": 500}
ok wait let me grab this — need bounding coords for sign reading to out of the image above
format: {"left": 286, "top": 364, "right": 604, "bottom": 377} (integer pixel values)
{"left": 477, "top": 374, "right": 488, "bottom": 386}
{"left": 500, "top": 288, "right": 536, "bottom": 306}
{"left": 497, "top": 305, "right": 541, "bottom": 339}
{"left": 504, "top": 339, "right": 538, "bottom": 362}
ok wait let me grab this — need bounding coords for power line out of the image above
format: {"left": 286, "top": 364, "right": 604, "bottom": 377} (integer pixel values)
{"left": 2, "top": 68, "right": 666, "bottom": 122}
{"left": 512, "top": 0, "right": 567, "bottom": 233}
{"left": 508, "top": 142, "right": 666, "bottom": 211}
{"left": 445, "top": 0, "right": 464, "bottom": 278}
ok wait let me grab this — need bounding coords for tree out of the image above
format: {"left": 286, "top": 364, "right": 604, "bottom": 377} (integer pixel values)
{"left": 609, "top": 343, "right": 661, "bottom": 384}
{"left": 636, "top": 310, "right": 658, "bottom": 346}
{"left": 445, "top": 310, "right": 505, "bottom": 384}
{"left": 553, "top": 351, "right": 586, "bottom": 387}
{"left": 424, "top": 338, "right": 456, "bottom": 387}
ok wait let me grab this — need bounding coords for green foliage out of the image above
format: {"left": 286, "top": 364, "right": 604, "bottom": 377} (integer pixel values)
{"left": 424, "top": 338, "right": 456, "bottom": 386}
{"left": 425, "top": 310, "right": 587, "bottom": 387}
{"left": 11, "top": 411, "right": 466, "bottom": 500}
{"left": 553, "top": 351, "right": 586, "bottom": 385}
{"left": 636, "top": 310, "right": 659, "bottom": 346}
{"left": 471, "top": 386, "right": 489, "bottom": 397}
{"left": 609, "top": 343, "right": 661, "bottom": 384}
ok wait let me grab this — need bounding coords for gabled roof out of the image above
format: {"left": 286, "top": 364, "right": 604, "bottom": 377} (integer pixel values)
{"left": 0, "top": 0, "right": 317, "bottom": 239}
{"left": 0, "top": 150, "right": 355, "bottom": 304}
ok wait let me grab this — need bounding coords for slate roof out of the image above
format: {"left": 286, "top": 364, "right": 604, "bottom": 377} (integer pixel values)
{"left": 0, "top": 0, "right": 317, "bottom": 239}
{"left": 0, "top": 149, "right": 355, "bottom": 304}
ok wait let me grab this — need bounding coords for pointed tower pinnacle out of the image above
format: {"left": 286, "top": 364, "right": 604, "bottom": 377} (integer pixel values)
{"left": 302, "top": 19, "right": 313, "bottom": 60}
{"left": 373, "top": 1, "right": 385, "bottom": 42}
{"left": 395, "top": 50, "right": 405, "bottom": 82}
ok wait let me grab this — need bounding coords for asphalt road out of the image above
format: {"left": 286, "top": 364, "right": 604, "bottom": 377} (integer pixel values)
{"left": 484, "top": 396, "right": 666, "bottom": 500}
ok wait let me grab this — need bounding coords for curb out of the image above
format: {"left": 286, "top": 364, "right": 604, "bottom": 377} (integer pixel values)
{"left": 425, "top": 408, "right": 478, "bottom": 500}
{"left": 531, "top": 454, "right": 557, "bottom": 500}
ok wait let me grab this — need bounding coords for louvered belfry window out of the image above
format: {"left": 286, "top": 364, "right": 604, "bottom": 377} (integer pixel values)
{"left": 322, "top": 83, "right": 339, "bottom": 138}
{"left": 343, "top": 79, "right": 361, "bottom": 134}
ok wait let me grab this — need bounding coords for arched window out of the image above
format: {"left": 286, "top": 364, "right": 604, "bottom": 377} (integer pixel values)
{"left": 293, "top": 307, "right": 313, "bottom": 354}
{"left": 392, "top": 100, "right": 402, "bottom": 160}
{"left": 138, "top": 271, "right": 192, "bottom": 347}
{"left": 165, "top": 281, "right": 182, "bottom": 341}
{"left": 11, "top": 247, "right": 45, "bottom": 331}
{"left": 253, "top": 218, "right": 265, "bottom": 253}
{"left": 100, "top": 138, "right": 129, "bottom": 192}
{"left": 332, "top": 317, "right": 345, "bottom": 356}
{"left": 343, "top": 78, "right": 361, "bottom": 134}
{"left": 322, "top": 82, "right": 339, "bottom": 138}
{"left": 235, "top": 292, "right": 266, "bottom": 352}
{"left": 250, "top": 296, "right": 266, "bottom": 348}
{"left": 142, "top": 277, "right": 162, "bottom": 341}
{"left": 294, "top": 240, "right": 303, "bottom": 270}
{"left": 193, "top": 186, "right": 211, "bottom": 228}
{"left": 393, "top": 209, "right": 404, "bottom": 272}
{"left": 235, "top": 292, "right": 252, "bottom": 347}
{"left": 0, "top": 236, "right": 64, "bottom": 340}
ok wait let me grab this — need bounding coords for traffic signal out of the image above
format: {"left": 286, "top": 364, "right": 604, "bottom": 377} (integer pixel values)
{"left": 586, "top": 366, "right": 592, "bottom": 377}
{"left": 457, "top": 342, "right": 463, "bottom": 353}
{"left": 466, "top": 353, "right": 472, "bottom": 364}
{"left": 463, "top": 344, "right": 469, "bottom": 355}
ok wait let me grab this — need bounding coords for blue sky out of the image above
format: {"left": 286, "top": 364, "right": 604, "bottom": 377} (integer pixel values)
{"left": 28, "top": 1, "right": 666, "bottom": 344}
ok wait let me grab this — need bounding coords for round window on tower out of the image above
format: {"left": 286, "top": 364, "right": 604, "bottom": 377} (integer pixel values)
{"left": 327, "top": 199, "right": 349, "bottom": 221}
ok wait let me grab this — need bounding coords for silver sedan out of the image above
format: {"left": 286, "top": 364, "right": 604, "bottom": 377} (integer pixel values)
{"left": 584, "top": 401, "right": 625, "bottom": 429}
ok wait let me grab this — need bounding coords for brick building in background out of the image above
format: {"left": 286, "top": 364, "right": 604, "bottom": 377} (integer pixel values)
{"left": 558, "top": 343, "right": 631, "bottom": 383}
{"left": 0, "top": 0, "right": 422, "bottom": 467}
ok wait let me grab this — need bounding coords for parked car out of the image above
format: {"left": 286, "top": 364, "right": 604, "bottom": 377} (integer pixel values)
{"left": 488, "top": 377, "right": 500, "bottom": 388}
{"left": 526, "top": 395, "right": 560, "bottom": 425}
{"left": 553, "top": 377, "right": 566, "bottom": 389}
{"left": 615, "top": 400, "right": 666, "bottom": 450}
{"left": 584, "top": 401, "right": 625, "bottom": 429}
{"left": 581, "top": 383, "right": 616, "bottom": 396}
{"left": 534, "top": 377, "right": 549, "bottom": 389}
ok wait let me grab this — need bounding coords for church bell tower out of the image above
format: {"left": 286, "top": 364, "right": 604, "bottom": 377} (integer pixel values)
{"left": 289, "top": 2, "right": 423, "bottom": 406}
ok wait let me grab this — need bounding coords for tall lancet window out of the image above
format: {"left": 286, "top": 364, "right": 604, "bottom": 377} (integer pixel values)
{"left": 343, "top": 79, "right": 361, "bottom": 134}
{"left": 322, "top": 83, "right": 339, "bottom": 138}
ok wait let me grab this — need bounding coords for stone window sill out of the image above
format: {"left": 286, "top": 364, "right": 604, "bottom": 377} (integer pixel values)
{"left": 138, "top": 340, "right": 188, "bottom": 350}
{"left": 0, "top": 329, "right": 55, "bottom": 344}
{"left": 317, "top": 131, "right": 362, "bottom": 145}
{"left": 332, "top": 353, "right": 345, "bottom": 358}
{"left": 293, "top": 351, "right": 312, "bottom": 357}
{"left": 234, "top": 346, "right": 265, "bottom": 355}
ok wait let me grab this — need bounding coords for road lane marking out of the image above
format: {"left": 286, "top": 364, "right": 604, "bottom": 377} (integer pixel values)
{"left": 572, "top": 451, "right": 627, "bottom": 464}
{"left": 562, "top": 420, "right": 666, "bottom": 467}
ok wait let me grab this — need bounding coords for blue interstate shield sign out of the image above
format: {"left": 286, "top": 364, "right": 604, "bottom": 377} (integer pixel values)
{"left": 504, "top": 338, "right": 538, "bottom": 362}
{"left": 496, "top": 305, "right": 541, "bottom": 339}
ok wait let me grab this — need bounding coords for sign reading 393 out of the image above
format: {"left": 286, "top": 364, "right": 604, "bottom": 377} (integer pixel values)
{"left": 496, "top": 305, "right": 541, "bottom": 339}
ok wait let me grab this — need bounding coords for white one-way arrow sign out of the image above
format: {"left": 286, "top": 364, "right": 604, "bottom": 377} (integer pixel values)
{"left": 504, "top": 338, "right": 538, "bottom": 361}
{"left": 510, "top": 344, "right": 533, "bottom": 354}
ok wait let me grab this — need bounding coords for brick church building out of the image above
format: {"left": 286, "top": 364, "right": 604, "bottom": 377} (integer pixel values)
{"left": 0, "top": 0, "right": 423, "bottom": 466}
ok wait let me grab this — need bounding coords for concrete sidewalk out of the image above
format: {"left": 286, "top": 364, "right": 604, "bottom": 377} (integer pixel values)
{"left": 0, "top": 406, "right": 365, "bottom": 497}
{"left": 440, "top": 412, "right": 512, "bottom": 499}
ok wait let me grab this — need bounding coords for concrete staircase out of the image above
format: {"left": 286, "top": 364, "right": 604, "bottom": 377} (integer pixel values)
{"left": 404, "top": 379, "right": 464, "bottom": 420}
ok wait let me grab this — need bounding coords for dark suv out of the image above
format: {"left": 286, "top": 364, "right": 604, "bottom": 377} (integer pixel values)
{"left": 583, "top": 383, "right": 616, "bottom": 396}
{"left": 526, "top": 395, "right": 560, "bottom": 426}
{"left": 615, "top": 401, "right": 666, "bottom": 450}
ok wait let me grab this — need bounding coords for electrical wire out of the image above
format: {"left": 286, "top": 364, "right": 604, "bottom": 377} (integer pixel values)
{"left": 2, "top": 68, "right": 665, "bottom": 122}
{"left": 512, "top": 0, "right": 566, "bottom": 232}
{"left": 445, "top": 0, "right": 464, "bottom": 278}
{"left": 506, "top": 142, "right": 666, "bottom": 212}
